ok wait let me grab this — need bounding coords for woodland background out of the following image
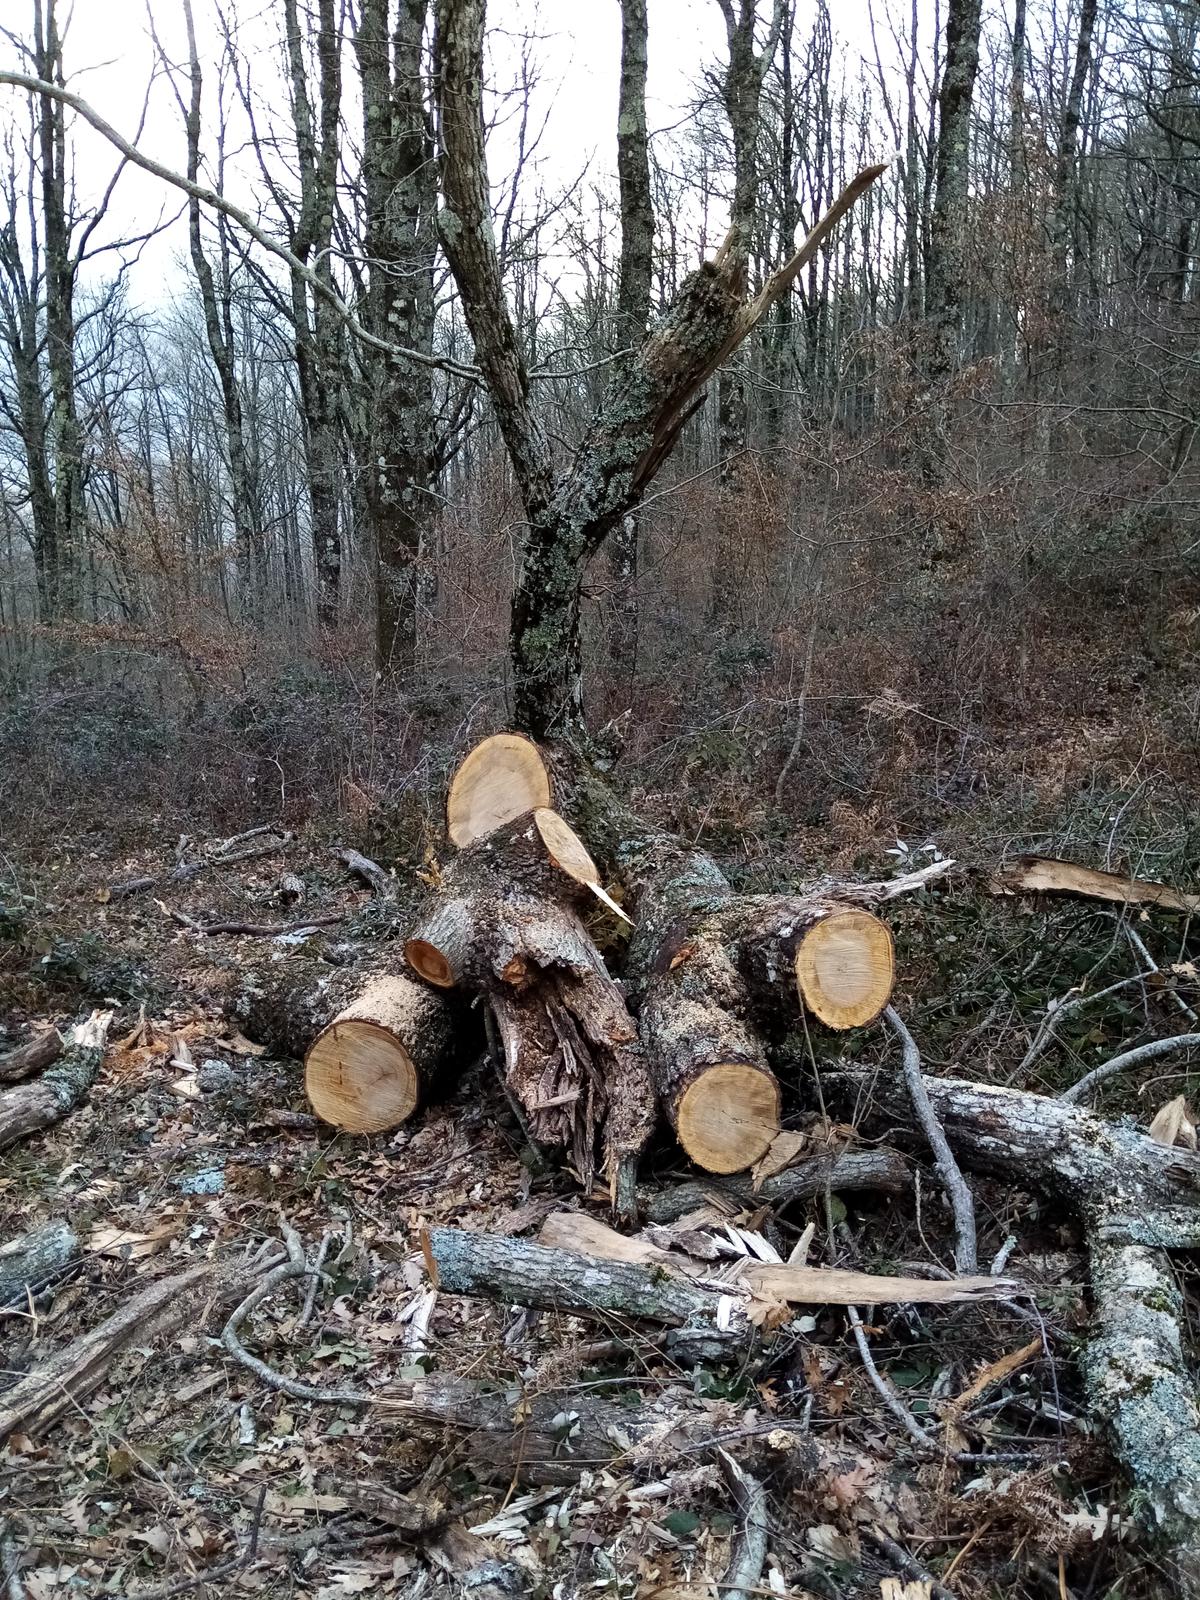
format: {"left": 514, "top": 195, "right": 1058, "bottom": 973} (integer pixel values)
{"left": 0, "top": 0, "right": 1196, "bottom": 883}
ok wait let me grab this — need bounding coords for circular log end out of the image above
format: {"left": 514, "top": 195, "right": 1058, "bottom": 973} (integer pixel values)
{"left": 305, "top": 1020, "right": 419, "bottom": 1133}
{"left": 404, "top": 937, "right": 456, "bottom": 988}
{"left": 446, "top": 733, "right": 551, "bottom": 848}
{"left": 676, "top": 1062, "right": 781, "bottom": 1174}
{"left": 794, "top": 909, "right": 895, "bottom": 1029}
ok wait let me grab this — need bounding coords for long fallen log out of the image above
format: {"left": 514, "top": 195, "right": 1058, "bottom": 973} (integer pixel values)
{"left": 0, "top": 1010, "right": 112, "bottom": 1154}
{"left": 405, "top": 813, "right": 655, "bottom": 1194}
{"left": 378, "top": 1370, "right": 821, "bottom": 1488}
{"left": 0, "top": 1220, "right": 79, "bottom": 1307}
{"left": 229, "top": 957, "right": 460, "bottom": 1133}
{"left": 832, "top": 1069, "right": 1200, "bottom": 1247}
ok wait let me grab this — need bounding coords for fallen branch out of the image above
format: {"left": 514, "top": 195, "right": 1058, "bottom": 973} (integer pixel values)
{"left": 1060, "top": 1033, "right": 1200, "bottom": 1106}
{"left": 108, "top": 830, "right": 291, "bottom": 897}
{"left": 716, "top": 1449, "right": 768, "bottom": 1600}
{"left": 884, "top": 1006, "right": 977, "bottom": 1273}
{"left": 0, "top": 1030, "right": 62, "bottom": 1085}
{"left": 642, "top": 1147, "right": 910, "bottom": 1223}
{"left": 0, "top": 1258, "right": 250, "bottom": 1441}
{"left": 0, "top": 1011, "right": 112, "bottom": 1154}
{"left": 333, "top": 847, "right": 391, "bottom": 897}
{"left": 169, "top": 912, "right": 343, "bottom": 938}
{"left": 0, "top": 1220, "right": 78, "bottom": 1308}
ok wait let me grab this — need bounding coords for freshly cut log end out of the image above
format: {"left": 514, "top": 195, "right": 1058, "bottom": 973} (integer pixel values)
{"left": 305, "top": 1021, "right": 419, "bottom": 1133}
{"left": 447, "top": 733, "right": 551, "bottom": 848}
{"left": 676, "top": 1061, "right": 782, "bottom": 1174}
{"left": 303, "top": 976, "right": 428, "bottom": 1133}
{"left": 794, "top": 909, "right": 894, "bottom": 1029}
{"left": 404, "top": 938, "right": 456, "bottom": 989}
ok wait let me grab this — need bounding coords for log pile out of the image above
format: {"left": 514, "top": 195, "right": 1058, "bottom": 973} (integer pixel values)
{"left": 237, "top": 732, "right": 918, "bottom": 1197}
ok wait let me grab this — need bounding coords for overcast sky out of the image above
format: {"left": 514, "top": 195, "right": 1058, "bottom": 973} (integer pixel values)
{"left": 0, "top": 0, "right": 930, "bottom": 305}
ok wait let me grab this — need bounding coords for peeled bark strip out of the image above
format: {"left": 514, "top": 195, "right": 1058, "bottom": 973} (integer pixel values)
{"left": 406, "top": 818, "right": 655, "bottom": 1191}
{"left": 230, "top": 958, "right": 458, "bottom": 1133}
{"left": 834, "top": 1070, "right": 1200, "bottom": 1248}
{"left": 1086, "top": 1241, "right": 1200, "bottom": 1598}
{"left": 0, "top": 1010, "right": 112, "bottom": 1153}
{"left": 0, "top": 1030, "right": 62, "bottom": 1085}
{"left": 0, "top": 1220, "right": 79, "bottom": 1307}
{"left": 380, "top": 1372, "right": 820, "bottom": 1488}
{"left": 446, "top": 732, "right": 551, "bottom": 848}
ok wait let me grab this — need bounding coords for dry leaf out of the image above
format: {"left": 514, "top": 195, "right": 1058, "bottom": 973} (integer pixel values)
{"left": 88, "top": 1223, "right": 173, "bottom": 1260}
{"left": 1148, "top": 1095, "right": 1197, "bottom": 1150}
{"left": 808, "top": 1524, "right": 860, "bottom": 1562}
{"left": 745, "top": 1294, "right": 792, "bottom": 1332}
{"left": 880, "top": 1581, "right": 932, "bottom": 1600}
{"left": 750, "top": 1129, "right": 808, "bottom": 1191}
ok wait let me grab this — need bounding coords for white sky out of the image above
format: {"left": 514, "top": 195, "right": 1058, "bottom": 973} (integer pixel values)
{"left": 0, "top": 0, "right": 936, "bottom": 306}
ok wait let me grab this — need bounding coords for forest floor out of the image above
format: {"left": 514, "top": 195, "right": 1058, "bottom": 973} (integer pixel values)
{"left": 3, "top": 795, "right": 1200, "bottom": 1600}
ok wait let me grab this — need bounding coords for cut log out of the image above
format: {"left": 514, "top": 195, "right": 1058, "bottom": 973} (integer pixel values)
{"left": 305, "top": 977, "right": 432, "bottom": 1132}
{"left": 446, "top": 732, "right": 551, "bottom": 848}
{"left": 832, "top": 1069, "right": 1200, "bottom": 1248}
{"left": 229, "top": 958, "right": 459, "bottom": 1134}
{"left": 0, "top": 1029, "right": 62, "bottom": 1085}
{"left": 0, "top": 1220, "right": 79, "bottom": 1307}
{"left": 405, "top": 819, "right": 655, "bottom": 1193}
{"left": 0, "top": 1010, "right": 112, "bottom": 1153}
{"left": 793, "top": 908, "right": 895, "bottom": 1028}
{"left": 379, "top": 1371, "right": 820, "bottom": 1487}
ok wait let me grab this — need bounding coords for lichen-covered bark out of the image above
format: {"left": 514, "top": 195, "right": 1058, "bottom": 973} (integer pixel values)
{"left": 926, "top": 0, "right": 983, "bottom": 385}
{"left": 0, "top": 1012, "right": 111, "bottom": 1153}
{"left": 833, "top": 1069, "right": 1200, "bottom": 1248}
{"left": 1086, "top": 1241, "right": 1200, "bottom": 1598}
{"left": 0, "top": 1219, "right": 78, "bottom": 1307}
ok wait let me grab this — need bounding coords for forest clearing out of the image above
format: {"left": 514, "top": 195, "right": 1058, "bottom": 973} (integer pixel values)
{"left": 2, "top": 0, "right": 1200, "bottom": 1597}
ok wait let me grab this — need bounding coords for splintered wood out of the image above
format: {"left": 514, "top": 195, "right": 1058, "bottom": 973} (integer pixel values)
{"left": 794, "top": 908, "right": 895, "bottom": 1029}
{"left": 533, "top": 807, "right": 633, "bottom": 924}
{"left": 446, "top": 733, "right": 551, "bottom": 848}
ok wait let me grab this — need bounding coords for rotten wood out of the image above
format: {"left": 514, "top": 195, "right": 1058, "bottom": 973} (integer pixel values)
{"left": 0, "top": 1220, "right": 79, "bottom": 1308}
{"left": 0, "top": 1029, "right": 62, "bottom": 1085}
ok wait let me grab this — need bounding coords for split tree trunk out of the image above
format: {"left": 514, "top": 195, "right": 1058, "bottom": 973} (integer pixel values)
{"left": 231, "top": 958, "right": 458, "bottom": 1134}
{"left": 406, "top": 813, "right": 655, "bottom": 1194}
{"left": 0, "top": 1011, "right": 112, "bottom": 1153}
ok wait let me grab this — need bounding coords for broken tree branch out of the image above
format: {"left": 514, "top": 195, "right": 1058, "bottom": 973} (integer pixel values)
{"left": 0, "top": 1011, "right": 113, "bottom": 1154}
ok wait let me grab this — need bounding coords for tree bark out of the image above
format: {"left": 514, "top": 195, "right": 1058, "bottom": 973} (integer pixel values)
{"left": 0, "top": 1030, "right": 62, "bottom": 1084}
{"left": 0, "top": 1220, "right": 78, "bottom": 1308}
{"left": 229, "top": 956, "right": 460, "bottom": 1132}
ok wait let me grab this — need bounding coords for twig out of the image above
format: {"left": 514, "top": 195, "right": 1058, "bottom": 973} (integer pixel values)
{"left": 222, "top": 1223, "right": 368, "bottom": 1406}
{"left": 846, "top": 1305, "right": 934, "bottom": 1450}
{"left": 298, "top": 1231, "right": 334, "bottom": 1329}
{"left": 133, "top": 1486, "right": 268, "bottom": 1600}
{"left": 884, "top": 1006, "right": 977, "bottom": 1273}
{"left": 862, "top": 1527, "right": 958, "bottom": 1600}
{"left": 1014, "top": 974, "right": 1148, "bottom": 1079}
{"left": 110, "top": 832, "right": 292, "bottom": 897}
{"left": 1059, "top": 1034, "right": 1200, "bottom": 1105}
{"left": 1125, "top": 923, "right": 1200, "bottom": 1025}
{"left": 170, "top": 914, "right": 343, "bottom": 937}
{"left": 716, "top": 1449, "right": 769, "bottom": 1600}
